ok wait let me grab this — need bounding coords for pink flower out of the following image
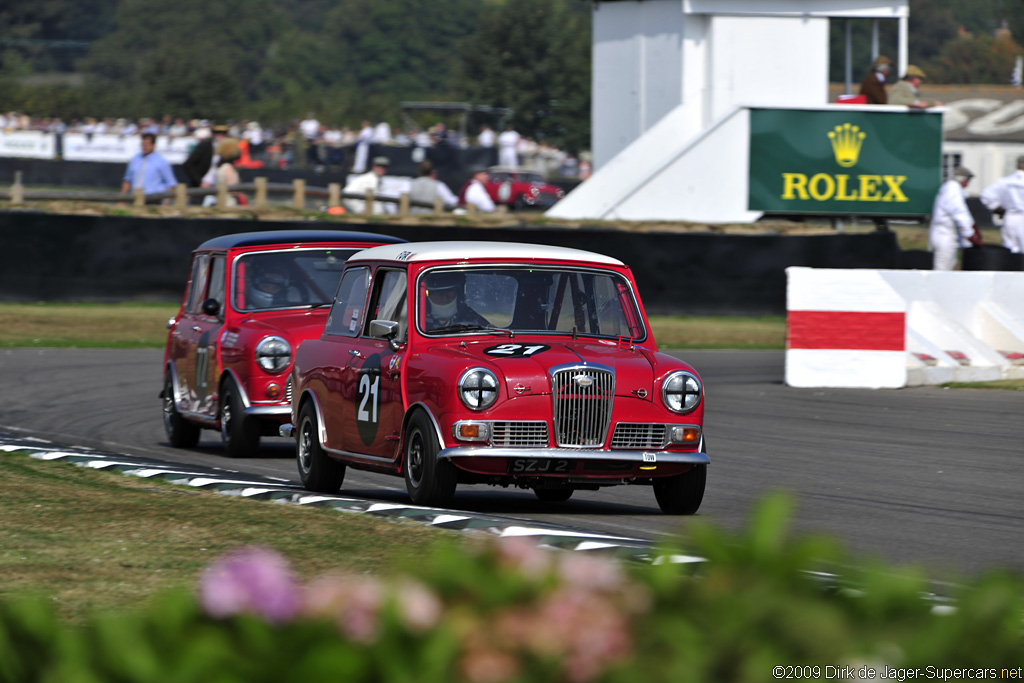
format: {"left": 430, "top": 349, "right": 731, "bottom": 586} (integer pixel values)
{"left": 199, "top": 547, "right": 301, "bottom": 624}
{"left": 395, "top": 579, "right": 442, "bottom": 632}
{"left": 303, "top": 574, "right": 385, "bottom": 643}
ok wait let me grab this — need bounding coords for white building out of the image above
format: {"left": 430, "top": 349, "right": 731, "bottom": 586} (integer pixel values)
{"left": 547, "top": 0, "right": 911, "bottom": 223}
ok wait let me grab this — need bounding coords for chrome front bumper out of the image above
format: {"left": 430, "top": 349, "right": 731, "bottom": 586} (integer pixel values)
{"left": 279, "top": 423, "right": 295, "bottom": 438}
{"left": 438, "top": 447, "right": 709, "bottom": 465}
{"left": 246, "top": 405, "right": 291, "bottom": 418}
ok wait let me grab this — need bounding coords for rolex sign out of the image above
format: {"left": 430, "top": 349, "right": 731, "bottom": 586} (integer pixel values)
{"left": 747, "top": 108, "right": 942, "bottom": 215}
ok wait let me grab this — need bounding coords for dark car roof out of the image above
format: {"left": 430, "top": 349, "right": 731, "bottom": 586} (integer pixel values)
{"left": 196, "top": 230, "right": 405, "bottom": 251}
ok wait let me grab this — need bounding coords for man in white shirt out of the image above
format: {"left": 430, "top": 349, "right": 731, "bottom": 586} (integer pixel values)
{"left": 344, "top": 156, "right": 390, "bottom": 214}
{"left": 462, "top": 170, "right": 496, "bottom": 213}
{"left": 409, "top": 160, "right": 458, "bottom": 214}
{"left": 497, "top": 125, "right": 520, "bottom": 167}
{"left": 477, "top": 124, "right": 495, "bottom": 148}
{"left": 981, "top": 155, "right": 1024, "bottom": 254}
{"left": 929, "top": 166, "right": 979, "bottom": 270}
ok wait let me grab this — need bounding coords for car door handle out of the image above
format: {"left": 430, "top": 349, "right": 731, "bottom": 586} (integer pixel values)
{"left": 349, "top": 349, "right": 363, "bottom": 358}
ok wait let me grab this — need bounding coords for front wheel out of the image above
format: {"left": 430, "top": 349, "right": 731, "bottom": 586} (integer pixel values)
{"left": 653, "top": 464, "right": 706, "bottom": 515}
{"left": 296, "top": 402, "right": 345, "bottom": 493}
{"left": 162, "top": 373, "right": 200, "bottom": 448}
{"left": 220, "top": 377, "right": 260, "bottom": 458}
{"left": 403, "top": 411, "right": 457, "bottom": 507}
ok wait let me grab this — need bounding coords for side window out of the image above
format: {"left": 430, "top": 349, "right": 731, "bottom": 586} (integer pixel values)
{"left": 185, "top": 254, "right": 210, "bottom": 314}
{"left": 325, "top": 267, "right": 370, "bottom": 337}
{"left": 366, "top": 269, "right": 408, "bottom": 340}
{"left": 206, "top": 256, "right": 226, "bottom": 314}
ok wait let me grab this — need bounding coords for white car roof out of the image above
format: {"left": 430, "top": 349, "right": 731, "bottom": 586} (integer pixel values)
{"left": 348, "top": 241, "right": 625, "bottom": 266}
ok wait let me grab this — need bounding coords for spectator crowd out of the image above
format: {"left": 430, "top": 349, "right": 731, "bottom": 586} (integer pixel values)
{"left": 0, "top": 110, "right": 591, "bottom": 181}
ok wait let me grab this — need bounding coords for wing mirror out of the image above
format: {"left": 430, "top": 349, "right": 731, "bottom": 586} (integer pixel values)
{"left": 369, "top": 319, "right": 404, "bottom": 350}
{"left": 201, "top": 298, "right": 221, "bottom": 317}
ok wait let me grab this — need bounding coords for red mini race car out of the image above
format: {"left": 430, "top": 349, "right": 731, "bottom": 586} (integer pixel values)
{"left": 484, "top": 166, "right": 565, "bottom": 210}
{"left": 161, "top": 230, "right": 405, "bottom": 457}
{"left": 284, "top": 241, "right": 708, "bottom": 514}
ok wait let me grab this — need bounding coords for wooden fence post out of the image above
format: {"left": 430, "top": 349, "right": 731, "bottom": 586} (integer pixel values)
{"left": 255, "top": 177, "right": 267, "bottom": 209}
{"left": 217, "top": 179, "right": 228, "bottom": 207}
{"left": 363, "top": 189, "right": 374, "bottom": 216}
{"left": 328, "top": 183, "right": 340, "bottom": 209}
{"left": 433, "top": 196, "right": 444, "bottom": 214}
{"left": 133, "top": 187, "right": 145, "bottom": 207}
{"left": 467, "top": 202, "right": 478, "bottom": 216}
{"left": 399, "top": 192, "right": 410, "bottom": 216}
{"left": 293, "top": 179, "right": 306, "bottom": 210}
{"left": 11, "top": 171, "right": 23, "bottom": 205}
{"left": 174, "top": 183, "right": 187, "bottom": 209}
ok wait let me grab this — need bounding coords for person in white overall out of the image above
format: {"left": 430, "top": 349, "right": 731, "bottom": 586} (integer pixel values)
{"left": 981, "top": 155, "right": 1024, "bottom": 254}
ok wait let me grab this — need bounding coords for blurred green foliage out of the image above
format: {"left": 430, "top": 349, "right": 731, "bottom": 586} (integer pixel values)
{"left": 1, "top": 493, "right": 1020, "bottom": 683}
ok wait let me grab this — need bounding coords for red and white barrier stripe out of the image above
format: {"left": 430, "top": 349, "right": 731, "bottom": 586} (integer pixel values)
{"left": 785, "top": 268, "right": 907, "bottom": 388}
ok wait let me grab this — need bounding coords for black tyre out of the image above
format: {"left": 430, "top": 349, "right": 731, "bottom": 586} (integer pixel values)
{"left": 296, "top": 402, "right": 345, "bottom": 493}
{"left": 512, "top": 195, "right": 527, "bottom": 211}
{"left": 403, "top": 411, "right": 457, "bottom": 507}
{"left": 653, "top": 464, "right": 706, "bottom": 515}
{"left": 162, "top": 373, "right": 200, "bottom": 448}
{"left": 533, "top": 488, "right": 574, "bottom": 502}
{"left": 220, "top": 377, "right": 261, "bottom": 458}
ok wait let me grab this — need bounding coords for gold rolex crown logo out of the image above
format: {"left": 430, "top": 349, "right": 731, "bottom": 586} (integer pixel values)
{"left": 828, "top": 123, "right": 866, "bottom": 168}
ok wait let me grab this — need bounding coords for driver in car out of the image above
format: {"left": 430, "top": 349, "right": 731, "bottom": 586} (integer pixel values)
{"left": 423, "top": 271, "right": 489, "bottom": 331}
{"left": 247, "top": 265, "right": 292, "bottom": 309}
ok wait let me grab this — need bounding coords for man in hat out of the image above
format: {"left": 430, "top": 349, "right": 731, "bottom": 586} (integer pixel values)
{"left": 460, "top": 169, "right": 496, "bottom": 213}
{"left": 344, "top": 155, "right": 391, "bottom": 214}
{"left": 889, "top": 65, "right": 941, "bottom": 108}
{"left": 981, "top": 155, "right": 1024, "bottom": 254}
{"left": 930, "top": 165, "right": 980, "bottom": 270}
{"left": 859, "top": 55, "right": 891, "bottom": 104}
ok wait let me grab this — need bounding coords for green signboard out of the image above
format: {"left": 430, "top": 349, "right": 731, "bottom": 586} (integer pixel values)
{"left": 748, "top": 108, "right": 942, "bottom": 215}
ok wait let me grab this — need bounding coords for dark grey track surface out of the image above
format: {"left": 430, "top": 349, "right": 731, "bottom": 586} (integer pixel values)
{"left": 2, "top": 348, "right": 1021, "bottom": 577}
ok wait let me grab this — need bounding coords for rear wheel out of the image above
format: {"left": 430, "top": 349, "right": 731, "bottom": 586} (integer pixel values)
{"left": 220, "top": 377, "right": 260, "bottom": 458}
{"left": 533, "top": 488, "right": 573, "bottom": 502}
{"left": 403, "top": 411, "right": 457, "bottom": 507}
{"left": 162, "top": 373, "right": 200, "bottom": 448}
{"left": 296, "top": 402, "right": 345, "bottom": 493}
{"left": 653, "top": 464, "right": 706, "bottom": 515}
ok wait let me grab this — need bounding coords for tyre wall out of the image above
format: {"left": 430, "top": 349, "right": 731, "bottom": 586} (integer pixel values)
{"left": 0, "top": 211, "right": 900, "bottom": 315}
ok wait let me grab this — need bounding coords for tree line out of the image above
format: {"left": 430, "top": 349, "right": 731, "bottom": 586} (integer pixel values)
{"left": 1, "top": 0, "right": 1022, "bottom": 156}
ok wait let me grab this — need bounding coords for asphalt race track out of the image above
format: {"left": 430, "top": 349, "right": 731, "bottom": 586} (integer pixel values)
{"left": 2, "top": 347, "right": 1022, "bottom": 577}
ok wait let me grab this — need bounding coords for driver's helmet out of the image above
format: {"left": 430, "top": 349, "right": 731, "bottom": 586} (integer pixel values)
{"left": 423, "top": 270, "right": 464, "bottom": 320}
{"left": 248, "top": 263, "right": 290, "bottom": 308}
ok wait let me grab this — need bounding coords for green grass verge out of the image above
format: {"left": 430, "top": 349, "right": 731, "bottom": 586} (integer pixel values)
{"left": 0, "top": 302, "right": 788, "bottom": 350}
{"left": 0, "top": 450, "right": 451, "bottom": 622}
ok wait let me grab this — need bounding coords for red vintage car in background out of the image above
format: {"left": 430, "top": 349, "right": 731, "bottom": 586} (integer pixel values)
{"left": 284, "top": 241, "right": 708, "bottom": 513}
{"left": 161, "top": 229, "right": 405, "bottom": 457}
{"left": 484, "top": 166, "right": 565, "bottom": 210}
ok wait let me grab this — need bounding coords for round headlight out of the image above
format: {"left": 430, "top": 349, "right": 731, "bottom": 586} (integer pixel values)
{"left": 662, "top": 371, "right": 702, "bottom": 413}
{"left": 255, "top": 336, "right": 291, "bottom": 374}
{"left": 458, "top": 368, "right": 499, "bottom": 410}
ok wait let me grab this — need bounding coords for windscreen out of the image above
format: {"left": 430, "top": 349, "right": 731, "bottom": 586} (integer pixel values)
{"left": 233, "top": 249, "right": 355, "bottom": 312}
{"left": 417, "top": 266, "right": 644, "bottom": 340}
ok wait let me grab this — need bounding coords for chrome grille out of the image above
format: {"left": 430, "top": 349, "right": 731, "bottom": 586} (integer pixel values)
{"left": 550, "top": 365, "right": 614, "bottom": 447}
{"left": 285, "top": 376, "right": 293, "bottom": 404}
{"left": 490, "top": 421, "right": 548, "bottom": 448}
{"left": 611, "top": 423, "right": 667, "bottom": 449}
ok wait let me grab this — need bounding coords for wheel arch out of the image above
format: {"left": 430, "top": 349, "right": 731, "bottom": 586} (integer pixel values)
{"left": 218, "top": 368, "right": 251, "bottom": 410}
{"left": 296, "top": 388, "right": 329, "bottom": 449}
{"left": 399, "top": 402, "right": 446, "bottom": 468}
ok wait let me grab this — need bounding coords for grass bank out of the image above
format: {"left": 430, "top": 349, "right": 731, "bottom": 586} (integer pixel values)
{"left": 0, "top": 302, "right": 788, "bottom": 350}
{"left": 0, "top": 450, "right": 450, "bottom": 622}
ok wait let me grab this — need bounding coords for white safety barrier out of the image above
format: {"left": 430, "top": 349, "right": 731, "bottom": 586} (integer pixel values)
{"left": 785, "top": 267, "right": 1024, "bottom": 388}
